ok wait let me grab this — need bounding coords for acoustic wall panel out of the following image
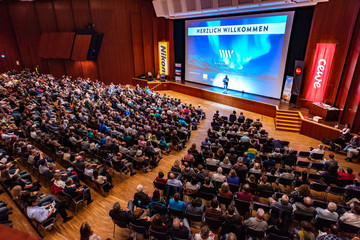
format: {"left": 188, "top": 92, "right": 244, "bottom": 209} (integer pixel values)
{"left": 71, "top": 34, "right": 92, "bottom": 61}
{"left": 38, "top": 32, "right": 75, "bottom": 59}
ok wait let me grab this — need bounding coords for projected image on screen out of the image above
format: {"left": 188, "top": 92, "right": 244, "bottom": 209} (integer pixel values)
{"left": 185, "top": 12, "right": 294, "bottom": 99}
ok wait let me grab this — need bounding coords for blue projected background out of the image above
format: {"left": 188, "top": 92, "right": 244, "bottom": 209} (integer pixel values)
{"left": 185, "top": 12, "right": 294, "bottom": 99}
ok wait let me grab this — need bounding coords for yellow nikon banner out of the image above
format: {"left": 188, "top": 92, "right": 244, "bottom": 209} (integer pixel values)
{"left": 158, "top": 41, "right": 169, "bottom": 75}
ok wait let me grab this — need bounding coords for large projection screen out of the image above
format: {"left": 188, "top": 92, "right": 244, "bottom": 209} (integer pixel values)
{"left": 185, "top": 11, "right": 294, "bottom": 99}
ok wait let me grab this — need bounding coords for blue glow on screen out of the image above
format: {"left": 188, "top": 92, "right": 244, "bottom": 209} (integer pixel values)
{"left": 185, "top": 13, "right": 293, "bottom": 99}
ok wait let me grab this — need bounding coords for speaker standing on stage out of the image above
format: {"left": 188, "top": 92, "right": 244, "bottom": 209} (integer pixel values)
{"left": 223, "top": 75, "right": 229, "bottom": 94}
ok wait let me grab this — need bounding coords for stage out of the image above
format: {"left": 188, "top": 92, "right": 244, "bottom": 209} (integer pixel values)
{"left": 132, "top": 77, "right": 343, "bottom": 141}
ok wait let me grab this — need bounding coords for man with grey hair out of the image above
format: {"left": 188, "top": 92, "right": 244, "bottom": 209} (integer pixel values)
{"left": 211, "top": 167, "right": 227, "bottom": 182}
{"left": 168, "top": 217, "right": 191, "bottom": 239}
{"left": 271, "top": 195, "right": 293, "bottom": 213}
{"left": 294, "top": 197, "right": 315, "bottom": 216}
{"left": 315, "top": 202, "right": 338, "bottom": 221}
{"left": 244, "top": 208, "right": 268, "bottom": 232}
{"left": 109, "top": 201, "right": 133, "bottom": 224}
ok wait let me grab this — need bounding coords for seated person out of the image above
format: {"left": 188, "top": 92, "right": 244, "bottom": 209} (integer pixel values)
{"left": 167, "top": 217, "right": 191, "bottom": 240}
{"left": 193, "top": 225, "right": 215, "bottom": 240}
{"left": 293, "top": 221, "right": 315, "bottom": 240}
{"left": 249, "top": 163, "right": 262, "bottom": 174}
{"left": 181, "top": 162, "right": 196, "bottom": 180}
{"left": 244, "top": 208, "right": 268, "bottom": 232}
{"left": 270, "top": 195, "right": 293, "bottom": 213}
{"left": 186, "top": 197, "right": 204, "bottom": 215}
{"left": 63, "top": 178, "right": 93, "bottom": 205}
{"left": 150, "top": 189, "right": 165, "bottom": 204}
{"left": 219, "top": 157, "right": 232, "bottom": 169}
{"left": 170, "top": 160, "right": 182, "bottom": 174}
{"left": 205, "top": 199, "right": 223, "bottom": 220}
{"left": 52, "top": 172, "right": 66, "bottom": 194}
{"left": 227, "top": 169, "right": 239, "bottom": 185}
{"left": 154, "top": 171, "right": 167, "bottom": 184}
{"left": 206, "top": 153, "right": 220, "bottom": 166}
{"left": 315, "top": 202, "right": 338, "bottom": 221}
{"left": 150, "top": 214, "right": 168, "bottom": 232}
{"left": 200, "top": 177, "right": 217, "bottom": 196}
{"left": 167, "top": 173, "right": 183, "bottom": 188}
{"left": 220, "top": 205, "right": 243, "bottom": 240}
{"left": 294, "top": 197, "right": 315, "bottom": 217}
{"left": 211, "top": 167, "right": 227, "bottom": 183}
{"left": 131, "top": 208, "right": 151, "bottom": 229}
{"left": 92, "top": 169, "right": 112, "bottom": 192}
{"left": 338, "top": 167, "right": 356, "bottom": 181}
{"left": 184, "top": 176, "right": 200, "bottom": 196}
{"left": 109, "top": 201, "right": 133, "bottom": 224}
{"left": 218, "top": 182, "right": 232, "bottom": 198}
{"left": 236, "top": 184, "right": 252, "bottom": 202}
{"left": 169, "top": 193, "right": 186, "bottom": 213}
{"left": 280, "top": 166, "right": 295, "bottom": 180}
{"left": 183, "top": 150, "right": 195, "bottom": 163}
{"left": 26, "top": 195, "right": 73, "bottom": 223}
{"left": 266, "top": 218, "right": 290, "bottom": 238}
{"left": 309, "top": 144, "right": 325, "bottom": 157}
{"left": 10, "top": 174, "right": 40, "bottom": 192}
{"left": 134, "top": 150, "right": 151, "bottom": 172}
{"left": 257, "top": 176, "right": 274, "bottom": 192}
{"left": 345, "top": 178, "right": 360, "bottom": 191}
{"left": 112, "top": 152, "right": 137, "bottom": 176}
{"left": 133, "top": 184, "right": 150, "bottom": 207}
{"left": 339, "top": 202, "right": 360, "bottom": 228}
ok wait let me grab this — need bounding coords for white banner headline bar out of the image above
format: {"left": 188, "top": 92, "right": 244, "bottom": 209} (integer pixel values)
{"left": 188, "top": 23, "right": 286, "bottom": 36}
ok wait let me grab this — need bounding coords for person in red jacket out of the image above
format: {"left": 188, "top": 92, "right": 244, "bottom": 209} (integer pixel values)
{"left": 338, "top": 167, "right": 356, "bottom": 181}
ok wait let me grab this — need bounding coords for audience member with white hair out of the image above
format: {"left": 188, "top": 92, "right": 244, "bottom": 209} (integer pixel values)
{"left": 315, "top": 202, "right": 338, "bottom": 221}
{"left": 211, "top": 167, "right": 227, "bottom": 182}
{"left": 244, "top": 208, "right": 268, "bottom": 232}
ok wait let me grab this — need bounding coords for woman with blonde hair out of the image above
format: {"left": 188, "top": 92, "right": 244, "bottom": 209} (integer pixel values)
{"left": 249, "top": 163, "right": 262, "bottom": 174}
{"left": 220, "top": 157, "right": 232, "bottom": 169}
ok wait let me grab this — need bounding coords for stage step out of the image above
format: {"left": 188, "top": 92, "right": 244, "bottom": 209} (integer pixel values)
{"left": 275, "top": 109, "right": 301, "bottom": 132}
{"left": 276, "top": 119, "right": 301, "bottom": 124}
{"left": 276, "top": 111, "right": 299, "bottom": 116}
{"left": 276, "top": 122, "right": 301, "bottom": 128}
{"left": 276, "top": 126, "right": 301, "bottom": 132}
{"left": 275, "top": 115, "right": 300, "bottom": 121}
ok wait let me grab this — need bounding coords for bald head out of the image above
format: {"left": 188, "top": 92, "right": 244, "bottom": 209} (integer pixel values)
{"left": 304, "top": 197, "right": 312, "bottom": 207}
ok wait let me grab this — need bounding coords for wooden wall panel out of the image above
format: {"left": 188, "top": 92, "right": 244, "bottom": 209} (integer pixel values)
{"left": 55, "top": 32, "right": 75, "bottom": 59}
{"left": 141, "top": 0, "right": 155, "bottom": 73}
{"left": 71, "top": 0, "right": 92, "bottom": 29}
{"left": 0, "top": 3, "right": 21, "bottom": 72}
{"left": 131, "top": 14, "right": 145, "bottom": 77}
{"left": 81, "top": 61, "right": 98, "bottom": 80}
{"left": 341, "top": 58, "right": 360, "bottom": 128}
{"left": 300, "top": 120, "right": 341, "bottom": 141}
{"left": 47, "top": 59, "right": 66, "bottom": 78}
{"left": 7, "top": 2, "right": 41, "bottom": 70}
{"left": 53, "top": 0, "right": 75, "bottom": 32}
{"left": 64, "top": 60, "right": 83, "bottom": 78}
{"left": 35, "top": 1, "right": 57, "bottom": 33}
{"left": 300, "top": 0, "right": 360, "bottom": 106}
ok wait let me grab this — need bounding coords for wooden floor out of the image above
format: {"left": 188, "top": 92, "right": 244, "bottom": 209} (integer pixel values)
{"left": 2, "top": 90, "right": 358, "bottom": 240}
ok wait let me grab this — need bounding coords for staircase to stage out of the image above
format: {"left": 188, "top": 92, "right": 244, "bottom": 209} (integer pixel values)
{"left": 275, "top": 110, "right": 301, "bottom": 132}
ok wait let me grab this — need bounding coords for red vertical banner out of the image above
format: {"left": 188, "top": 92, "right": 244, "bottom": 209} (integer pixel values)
{"left": 305, "top": 43, "right": 336, "bottom": 102}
